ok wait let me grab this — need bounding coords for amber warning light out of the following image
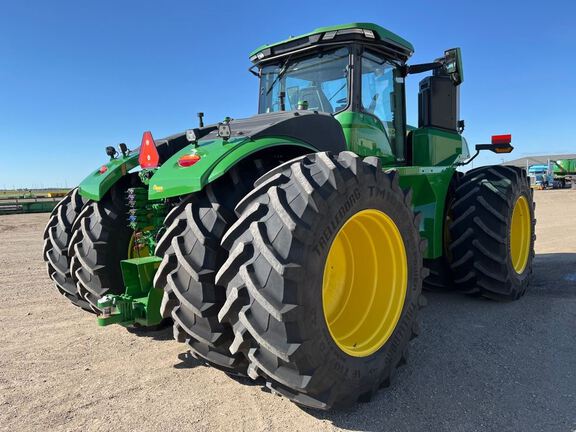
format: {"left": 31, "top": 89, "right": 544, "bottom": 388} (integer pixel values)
{"left": 491, "top": 134, "right": 513, "bottom": 153}
{"left": 139, "top": 131, "right": 160, "bottom": 168}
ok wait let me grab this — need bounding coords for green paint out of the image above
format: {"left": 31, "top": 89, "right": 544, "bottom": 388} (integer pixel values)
{"left": 411, "top": 127, "right": 468, "bottom": 166}
{"left": 397, "top": 166, "right": 456, "bottom": 259}
{"left": 249, "top": 22, "right": 414, "bottom": 58}
{"left": 78, "top": 153, "right": 139, "bottom": 201}
{"left": 554, "top": 158, "right": 576, "bottom": 174}
{"left": 335, "top": 111, "right": 396, "bottom": 165}
{"left": 0, "top": 199, "right": 59, "bottom": 215}
{"left": 96, "top": 256, "right": 163, "bottom": 327}
{"left": 147, "top": 136, "right": 315, "bottom": 200}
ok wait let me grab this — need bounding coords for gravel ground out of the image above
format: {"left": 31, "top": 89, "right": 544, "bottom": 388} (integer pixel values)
{"left": 0, "top": 189, "right": 574, "bottom": 432}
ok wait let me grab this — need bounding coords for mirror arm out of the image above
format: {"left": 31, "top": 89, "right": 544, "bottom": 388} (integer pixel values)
{"left": 402, "top": 62, "right": 443, "bottom": 76}
{"left": 456, "top": 150, "right": 480, "bottom": 167}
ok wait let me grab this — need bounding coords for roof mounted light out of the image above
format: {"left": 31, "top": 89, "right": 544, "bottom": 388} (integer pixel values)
{"left": 336, "top": 28, "right": 365, "bottom": 36}
{"left": 322, "top": 28, "right": 375, "bottom": 41}
{"left": 322, "top": 31, "right": 337, "bottom": 40}
{"left": 363, "top": 29, "right": 375, "bottom": 39}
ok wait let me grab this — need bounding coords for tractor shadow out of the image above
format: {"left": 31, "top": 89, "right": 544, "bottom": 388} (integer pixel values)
{"left": 172, "top": 352, "right": 269, "bottom": 389}
{"left": 303, "top": 253, "right": 576, "bottom": 431}
{"left": 126, "top": 319, "right": 174, "bottom": 341}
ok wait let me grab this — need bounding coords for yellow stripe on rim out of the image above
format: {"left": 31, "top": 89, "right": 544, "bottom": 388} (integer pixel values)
{"left": 322, "top": 209, "right": 408, "bottom": 358}
{"left": 510, "top": 195, "right": 531, "bottom": 274}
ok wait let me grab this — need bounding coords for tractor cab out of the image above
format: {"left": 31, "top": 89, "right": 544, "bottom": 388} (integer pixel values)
{"left": 251, "top": 23, "right": 467, "bottom": 166}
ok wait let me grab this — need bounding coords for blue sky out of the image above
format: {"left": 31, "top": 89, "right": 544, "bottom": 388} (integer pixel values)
{"left": 0, "top": 0, "right": 574, "bottom": 188}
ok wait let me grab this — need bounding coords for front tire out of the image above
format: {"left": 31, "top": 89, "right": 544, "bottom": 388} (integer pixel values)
{"left": 216, "top": 152, "right": 426, "bottom": 409}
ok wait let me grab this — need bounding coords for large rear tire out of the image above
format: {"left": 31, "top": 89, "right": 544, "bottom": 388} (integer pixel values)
{"left": 70, "top": 175, "right": 141, "bottom": 311}
{"left": 449, "top": 165, "right": 535, "bottom": 300}
{"left": 42, "top": 188, "right": 91, "bottom": 311}
{"left": 216, "top": 152, "right": 426, "bottom": 409}
{"left": 153, "top": 159, "right": 278, "bottom": 374}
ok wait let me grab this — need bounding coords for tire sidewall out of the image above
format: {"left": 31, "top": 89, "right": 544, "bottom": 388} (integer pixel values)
{"left": 296, "top": 172, "right": 421, "bottom": 391}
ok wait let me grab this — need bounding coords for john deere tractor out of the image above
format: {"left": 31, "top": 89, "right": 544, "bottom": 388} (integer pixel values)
{"left": 42, "top": 23, "right": 535, "bottom": 409}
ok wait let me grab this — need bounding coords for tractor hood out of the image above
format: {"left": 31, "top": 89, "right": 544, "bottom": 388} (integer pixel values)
{"left": 78, "top": 110, "right": 346, "bottom": 201}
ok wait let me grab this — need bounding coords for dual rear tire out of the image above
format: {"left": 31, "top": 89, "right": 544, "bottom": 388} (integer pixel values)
{"left": 423, "top": 165, "right": 535, "bottom": 300}
{"left": 449, "top": 165, "right": 535, "bottom": 300}
{"left": 153, "top": 151, "right": 425, "bottom": 409}
{"left": 152, "top": 158, "right": 278, "bottom": 373}
{"left": 43, "top": 188, "right": 91, "bottom": 311}
{"left": 214, "top": 152, "right": 425, "bottom": 409}
{"left": 42, "top": 175, "right": 144, "bottom": 312}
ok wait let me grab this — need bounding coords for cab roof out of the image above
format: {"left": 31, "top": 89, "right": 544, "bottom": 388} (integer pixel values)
{"left": 249, "top": 23, "right": 414, "bottom": 63}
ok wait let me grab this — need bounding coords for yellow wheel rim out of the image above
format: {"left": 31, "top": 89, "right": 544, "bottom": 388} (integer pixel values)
{"left": 510, "top": 196, "right": 531, "bottom": 274}
{"left": 322, "top": 209, "right": 408, "bottom": 358}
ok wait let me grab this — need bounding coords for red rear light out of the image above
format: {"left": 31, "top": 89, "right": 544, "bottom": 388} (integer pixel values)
{"left": 491, "top": 134, "right": 512, "bottom": 145}
{"left": 99, "top": 165, "right": 108, "bottom": 174}
{"left": 139, "top": 131, "right": 160, "bottom": 169}
{"left": 178, "top": 154, "right": 201, "bottom": 167}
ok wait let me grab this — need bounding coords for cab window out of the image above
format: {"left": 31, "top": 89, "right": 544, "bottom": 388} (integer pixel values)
{"left": 259, "top": 47, "right": 350, "bottom": 114}
{"left": 361, "top": 51, "right": 405, "bottom": 160}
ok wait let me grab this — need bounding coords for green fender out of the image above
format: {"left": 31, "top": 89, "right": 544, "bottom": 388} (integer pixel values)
{"left": 148, "top": 136, "right": 315, "bottom": 200}
{"left": 78, "top": 136, "right": 315, "bottom": 202}
{"left": 78, "top": 153, "right": 140, "bottom": 201}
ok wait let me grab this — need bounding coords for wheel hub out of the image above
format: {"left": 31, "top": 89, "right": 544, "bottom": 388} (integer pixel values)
{"left": 322, "top": 209, "right": 408, "bottom": 357}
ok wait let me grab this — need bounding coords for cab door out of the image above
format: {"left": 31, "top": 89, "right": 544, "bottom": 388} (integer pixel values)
{"left": 336, "top": 50, "right": 406, "bottom": 166}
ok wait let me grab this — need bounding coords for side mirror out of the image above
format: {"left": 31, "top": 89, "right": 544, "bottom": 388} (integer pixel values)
{"left": 475, "top": 134, "right": 514, "bottom": 153}
{"left": 444, "top": 48, "right": 464, "bottom": 85}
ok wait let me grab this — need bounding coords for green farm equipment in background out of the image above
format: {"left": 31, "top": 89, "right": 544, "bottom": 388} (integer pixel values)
{"left": 0, "top": 190, "right": 67, "bottom": 215}
{"left": 42, "top": 23, "right": 535, "bottom": 410}
{"left": 552, "top": 158, "right": 576, "bottom": 188}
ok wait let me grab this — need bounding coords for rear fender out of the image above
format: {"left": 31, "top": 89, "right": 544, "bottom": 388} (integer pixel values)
{"left": 78, "top": 153, "right": 139, "bottom": 201}
{"left": 78, "top": 133, "right": 188, "bottom": 201}
{"left": 147, "top": 136, "right": 316, "bottom": 200}
{"left": 79, "top": 111, "right": 346, "bottom": 201}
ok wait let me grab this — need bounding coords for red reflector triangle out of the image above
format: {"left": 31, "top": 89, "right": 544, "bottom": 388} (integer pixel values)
{"left": 139, "top": 131, "right": 160, "bottom": 169}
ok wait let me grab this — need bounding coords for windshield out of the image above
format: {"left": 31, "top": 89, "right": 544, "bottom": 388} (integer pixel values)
{"left": 258, "top": 47, "right": 350, "bottom": 114}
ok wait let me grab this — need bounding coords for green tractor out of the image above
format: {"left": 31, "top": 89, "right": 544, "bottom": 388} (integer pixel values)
{"left": 42, "top": 23, "right": 535, "bottom": 409}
